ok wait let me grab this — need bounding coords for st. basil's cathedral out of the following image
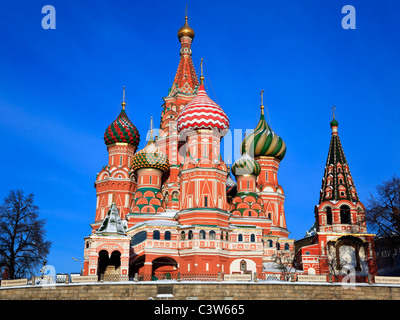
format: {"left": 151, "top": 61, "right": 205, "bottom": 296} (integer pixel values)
{"left": 82, "top": 15, "right": 377, "bottom": 279}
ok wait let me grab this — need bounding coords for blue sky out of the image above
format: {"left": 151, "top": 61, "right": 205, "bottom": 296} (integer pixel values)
{"left": 0, "top": 0, "right": 399, "bottom": 274}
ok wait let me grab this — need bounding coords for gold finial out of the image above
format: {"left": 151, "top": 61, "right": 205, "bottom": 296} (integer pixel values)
{"left": 121, "top": 86, "right": 126, "bottom": 110}
{"left": 260, "top": 90, "right": 264, "bottom": 115}
{"left": 200, "top": 58, "right": 204, "bottom": 85}
{"left": 177, "top": 5, "right": 195, "bottom": 40}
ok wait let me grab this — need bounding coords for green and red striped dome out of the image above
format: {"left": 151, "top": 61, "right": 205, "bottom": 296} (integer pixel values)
{"left": 104, "top": 108, "right": 140, "bottom": 147}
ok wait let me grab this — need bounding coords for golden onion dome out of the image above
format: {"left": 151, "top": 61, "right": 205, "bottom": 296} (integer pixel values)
{"left": 177, "top": 16, "right": 195, "bottom": 40}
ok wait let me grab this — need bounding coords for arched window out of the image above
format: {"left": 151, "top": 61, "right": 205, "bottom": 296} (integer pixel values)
{"left": 188, "top": 230, "right": 193, "bottom": 240}
{"left": 250, "top": 234, "right": 255, "bottom": 242}
{"left": 200, "top": 230, "right": 206, "bottom": 240}
{"left": 267, "top": 240, "right": 273, "bottom": 247}
{"left": 276, "top": 242, "right": 280, "bottom": 250}
{"left": 326, "top": 207, "right": 333, "bottom": 225}
{"left": 209, "top": 230, "right": 216, "bottom": 240}
{"left": 225, "top": 232, "right": 229, "bottom": 241}
{"left": 340, "top": 205, "right": 351, "bottom": 224}
{"left": 164, "top": 231, "right": 171, "bottom": 240}
{"left": 180, "top": 231, "right": 186, "bottom": 240}
{"left": 238, "top": 234, "right": 243, "bottom": 242}
{"left": 284, "top": 243, "right": 289, "bottom": 250}
{"left": 153, "top": 230, "right": 160, "bottom": 240}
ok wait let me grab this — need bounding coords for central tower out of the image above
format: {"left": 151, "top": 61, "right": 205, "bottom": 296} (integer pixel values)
{"left": 157, "top": 15, "right": 200, "bottom": 210}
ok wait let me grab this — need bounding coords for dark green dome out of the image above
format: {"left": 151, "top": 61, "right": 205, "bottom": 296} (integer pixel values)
{"left": 330, "top": 118, "right": 339, "bottom": 127}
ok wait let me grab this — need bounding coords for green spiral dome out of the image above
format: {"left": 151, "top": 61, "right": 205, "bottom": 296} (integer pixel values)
{"left": 241, "top": 109, "right": 286, "bottom": 161}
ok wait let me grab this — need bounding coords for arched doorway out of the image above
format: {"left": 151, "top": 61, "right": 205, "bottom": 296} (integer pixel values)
{"left": 333, "top": 235, "right": 367, "bottom": 275}
{"left": 97, "top": 250, "right": 122, "bottom": 280}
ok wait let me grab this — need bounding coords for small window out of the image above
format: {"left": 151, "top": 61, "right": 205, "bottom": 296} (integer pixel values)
{"left": 204, "top": 196, "right": 208, "bottom": 207}
{"left": 209, "top": 231, "right": 216, "bottom": 240}
{"left": 250, "top": 234, "right": 255, "bottom": 242}
{"left": 340, "top": 205, "right": 351, "bottom": 224}
{"left": 238, "top": 234, "right": 243, "bottom": 242}
{"left": 326, "top": 207, "right": 332, "bottom": 225}
{"left": 265, "top": 172, "right": 268, "bottom": 181}
{"left": 149, "top": 176, "right": 152, "bottom": 185}
{"left": 240, "top": 260, "right": 247, "bottom": 271}
{"left": 164, "top": 231, "right": 171, "bottom": 240}
{"left": 200, "top": 230, "right": 206, "bottom": 240}
{"left": 180, "top": 231, "right": 186, "bottom": 240}
{"left": 153, "top": 230, "right": 160, "bottom": 240}
{"left": 284, "top": 243, "right": 289, "bottom": 250}
{"left": 188, "top": 230, "right": 193, "bottom": 240}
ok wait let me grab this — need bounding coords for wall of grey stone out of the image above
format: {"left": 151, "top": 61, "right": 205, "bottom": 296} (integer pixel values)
{"left": 0, "top": 282, "right": 399, "bottom": 300}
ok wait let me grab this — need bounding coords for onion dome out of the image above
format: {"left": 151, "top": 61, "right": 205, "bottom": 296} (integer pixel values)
{"left": 177, "top": 83, "right": 229, "bottom": 135}
{"left": 104, "top": 91, "right": 140, "bottom": 147}
{"left": 330, "top": 118, "right": 339, "bottom": 127}
{"left": 177, "top": 16, "right": 195, "bottom": 40}
{"left": 131, "top": 118, "right": 169, "bottom": 172}
{"left": 231, "top": 152, "right": 261, "bottom": 177}
{"left": 241, "top": 104, "right": 286, "bottom": 161}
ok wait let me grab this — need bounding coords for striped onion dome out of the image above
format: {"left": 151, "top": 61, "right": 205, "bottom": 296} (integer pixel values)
{"left": 177, "top": 84, "right": 229, "bottom": 136}
{"left": 241, "top": 106, "right": 286, "bottom": 160}
{"left": 104, "top": 106, "right": 140, "bottom": 147}
{"left": 131, "top": 130, "right": 169, "bottom": 173}
{"left": 231, "top": 152, "right": 261, "bottom": 177}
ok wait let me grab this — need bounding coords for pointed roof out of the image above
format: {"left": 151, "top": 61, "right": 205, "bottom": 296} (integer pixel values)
{"left": 96, "top": 203, "right": 127, "bottom": 235}
{"left": 318, "top": 117, "right": 360, "bottom": 204}
{"left": 169, "top": 15, "right": 199, "bottom": 96}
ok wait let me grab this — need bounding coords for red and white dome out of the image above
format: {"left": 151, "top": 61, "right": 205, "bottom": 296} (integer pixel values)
{"left": 177, "top": 84, "right": 229, "bottom": 136}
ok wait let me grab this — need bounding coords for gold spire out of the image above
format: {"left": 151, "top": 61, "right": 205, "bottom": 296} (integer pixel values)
{"left": 260, "top": 90, "right": 264, "bottom": 115}
{"left": 200, "top": 58, "right": 204, "bottom": 85}
{"left": 121, "top": 86, "right": 126, "bottom": 110}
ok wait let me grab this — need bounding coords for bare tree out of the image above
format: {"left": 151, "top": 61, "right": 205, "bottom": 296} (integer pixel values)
{"left": 365, "top": 175, "right": 400, "bottom": 237}
{"left": 0, "top": 189, "right": 51, "bottom": 279}
{"left": 272, "top": 250, "right": 295, "bottom": 281}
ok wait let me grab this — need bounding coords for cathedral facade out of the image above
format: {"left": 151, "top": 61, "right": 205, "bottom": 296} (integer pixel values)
{"left": 82, "top": 16, "right": 294, "bottom": 279}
